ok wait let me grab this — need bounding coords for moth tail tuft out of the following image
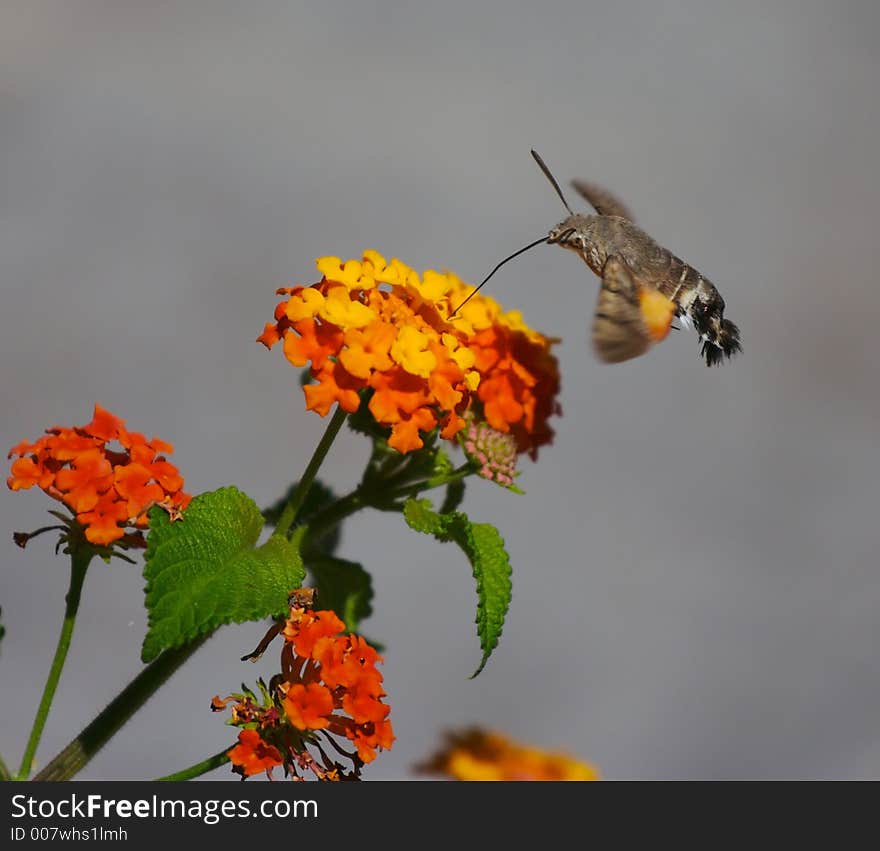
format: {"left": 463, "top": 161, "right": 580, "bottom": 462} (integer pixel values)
{"left": 701, "top": 318, "right": 741, "bottom": 366}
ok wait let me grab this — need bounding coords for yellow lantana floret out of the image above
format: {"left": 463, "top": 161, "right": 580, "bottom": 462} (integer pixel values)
{"left": 319, "top": 285, "right": 376, "bottom": 330}
{"left": 419, "top": 269, "right": 452, "bottom": 303}
{"left": 317, "top": 257, "right": 376, "bottom": 293}
{"left": 286, "top": 287, "right": 325, "bottom": 322}
{"left": 441, "top": 333, "right": 476, "bottom": 371}
{"left": 391, "top": 325, "right": 436, "bottom": 377}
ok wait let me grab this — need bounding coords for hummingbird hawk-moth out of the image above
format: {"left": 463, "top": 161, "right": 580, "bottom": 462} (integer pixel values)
{"left": 455, "top": 152, "right": 741, "bottom": 367}
{"left": 536, "top": 151, "right": 741, "bottom": 366}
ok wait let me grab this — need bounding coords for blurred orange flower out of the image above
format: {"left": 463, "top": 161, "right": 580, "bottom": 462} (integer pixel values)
{"left": 258, "top": 251, "right": 561, "bottom": 456}
{"left": 7, "top": 404, "right": 190, "bottom": 546}
{"left": 418, "top": 728, "right": 598, "bottom": 781}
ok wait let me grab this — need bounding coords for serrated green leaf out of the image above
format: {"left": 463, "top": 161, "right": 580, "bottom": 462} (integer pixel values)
{"left": 142, "top": 487, "right": 305, "bottom": 662}
{"left": 308, "top": 556, "right": 373, "bottom": 633}
{"left": 402, "top": 498, "right": 511, "bottom": 676}
{"left": 461, "top": 522, "right": 511, "bottom": 677}
{"left": 402, "top": 497, "right": 446, "bottom": 535}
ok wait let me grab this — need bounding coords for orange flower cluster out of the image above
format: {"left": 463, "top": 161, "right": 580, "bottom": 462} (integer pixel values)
{"left": 214, "top": 594, "right": 393, "bottom": 781}
{"left": 7, "top": 404, "right": 190, "bottom": 547}
{"left": 418, "top": 728, "right": 598, "bottom": 781}
{"left": 258, "top": 251, "right": 560, "bottom": 456}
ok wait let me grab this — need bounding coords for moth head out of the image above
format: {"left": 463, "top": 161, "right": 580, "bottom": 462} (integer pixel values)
{"left": 547, "top": 214, "right": 596, "bottom": 249}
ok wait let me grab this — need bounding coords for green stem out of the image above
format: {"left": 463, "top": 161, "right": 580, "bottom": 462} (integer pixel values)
{"left": 274, "top": 405, "right": 349, "bottom": 539}
{"left": 379, "top": 464, "right": 472, "bottom": 505}
{"left": 17, "top": 549, "right": 92, "bottom": 780}
{"left": 417, "top": 463, "right": 472, "bottom": 492}
{"left": 154, "top": 748, "right": 230, "bottom": 781}
{"left": 32, "top": 635, "right": 210, "bottom": 781}
{"left": 0, "top": 752, "right": 11, "bottom": 781}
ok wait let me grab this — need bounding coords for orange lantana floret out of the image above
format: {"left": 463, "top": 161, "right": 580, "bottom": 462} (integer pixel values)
{"left": 227, "top": 729, "right": 283, "bottom": 778}
{"left": 348, "top": 718, "right": 395, "bottom": 764}
{"left": 8, "top": 404, "right": 191, "bottom": 547}
{"left": 8, "top": 456, "right": 54, "bottom": 491}
{"left": 258, "top": 251, "right": 561, "bottom": 457}
{"left": 282, "top": 683, "right": 334, "bottom": 731}
{"left": 282, "top": 608, "right": 346, "bottom": 658}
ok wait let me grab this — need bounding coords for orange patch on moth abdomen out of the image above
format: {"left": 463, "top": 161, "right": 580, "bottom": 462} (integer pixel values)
{"left": 638, "top": 289, "right": 676, "bottom": 342}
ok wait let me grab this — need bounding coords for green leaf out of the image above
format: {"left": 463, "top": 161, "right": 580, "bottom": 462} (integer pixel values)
{"left": 403, "top": 496, "right": 446, "bottom": 535}
{"left": 142, "top": 487, "right": 306, "bottom": 662}
{"left": 403, "top": 497, "right": 512, "bottom": 677}
{"left": 308, "top": 556, "right": 374, "bottom": 633}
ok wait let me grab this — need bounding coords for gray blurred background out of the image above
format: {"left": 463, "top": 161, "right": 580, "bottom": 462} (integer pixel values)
{"left": 2, "top": 1, "right": 879, "bottom": 780}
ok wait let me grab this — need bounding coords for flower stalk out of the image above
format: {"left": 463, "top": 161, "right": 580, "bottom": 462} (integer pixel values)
{"left": 17, "top": 548, "right": 92, "bottom": 780}
{"left": 154, "top": 749, "right": 230, "bottom": 782}
{"left": 274, "top": 404, "right": 349, "bottom": 540}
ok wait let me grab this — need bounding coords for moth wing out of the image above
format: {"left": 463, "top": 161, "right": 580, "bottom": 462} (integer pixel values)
{"left": 591, "top": 257, "right": 653, "bottom": 364}
{"left": 571, "top": 180, "right": 635, "bottom": 221}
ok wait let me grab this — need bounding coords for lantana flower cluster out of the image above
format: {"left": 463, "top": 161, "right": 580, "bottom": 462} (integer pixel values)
{"left": 214, "top": 592, "right": 393, "bottom": 781}
{"left": 419, "top": 728, "right": 598, "bottom": 781}
{"left": 258, "top": 251, "right": 560, "bottom": 456}
{"left": 7, "top": 404, "right": 190, "bottom": 547}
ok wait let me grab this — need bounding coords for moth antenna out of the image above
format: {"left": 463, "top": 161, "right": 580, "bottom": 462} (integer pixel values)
{"left": 531, "top": 149, "right": 574, "bottom": 215}
{"left": 450, "top": 236, "right": 548, "bottom": 317}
